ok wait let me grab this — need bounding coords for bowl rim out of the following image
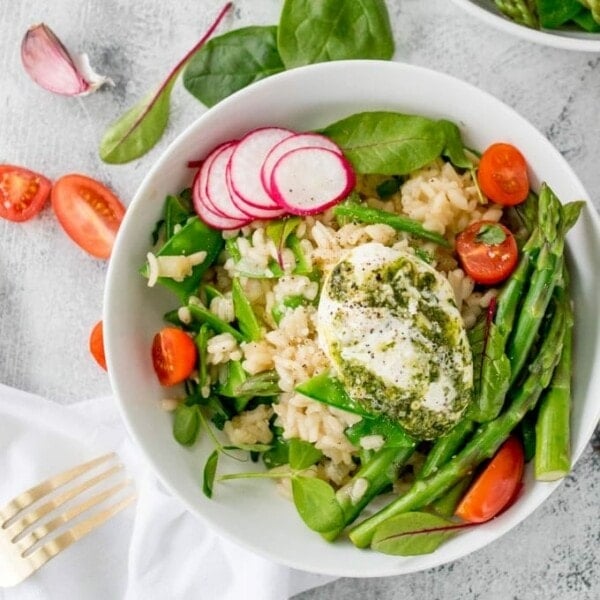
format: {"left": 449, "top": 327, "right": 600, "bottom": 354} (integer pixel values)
{"left": 104, "top": 59, "right": 600, "bottom": 577}
{"left": 450, "top": 0, "right": 600, "bottom": 52}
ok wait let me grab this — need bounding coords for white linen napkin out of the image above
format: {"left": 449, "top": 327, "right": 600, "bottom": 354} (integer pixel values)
{"left": 0, "top": 383, "right": 336, "bottom": 600}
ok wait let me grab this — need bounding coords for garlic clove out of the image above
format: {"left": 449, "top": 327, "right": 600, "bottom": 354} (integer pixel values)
{"left": 21, "top": 23, "right": 112, "bottom": 97}
{"left": 71, "top": 52, "right": 114, "bottom": 95}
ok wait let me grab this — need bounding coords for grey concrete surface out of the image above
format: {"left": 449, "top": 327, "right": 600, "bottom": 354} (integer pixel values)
{"left": 1, "top": 1, "right": 599, "bottom": 598}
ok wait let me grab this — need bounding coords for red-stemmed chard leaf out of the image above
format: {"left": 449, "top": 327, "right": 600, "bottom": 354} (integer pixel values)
{"left": 99, "top": 3, "right": 232, "bottom": 164}
{"left": 265, "top": 217, "right": 301, "bottom": 268}
{"left": 371, "top": 511, "right": 478, "bottom": 556}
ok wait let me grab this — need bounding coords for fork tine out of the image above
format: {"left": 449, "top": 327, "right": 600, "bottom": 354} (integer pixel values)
{"left": 17, "top": 479, "right": 134, "bottom": 554}
{"left": 24, "top": 493, "right": 136, "bottom": 573}
{"left": 6, "top": 463, "right": 125, "bottom": 540}
{"left": 0, "top": 453, "right": 117, "bottom": 525}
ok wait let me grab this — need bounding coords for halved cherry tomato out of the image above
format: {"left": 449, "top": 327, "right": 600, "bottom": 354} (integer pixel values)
{"left": 456, "top": 220, "right": 518, "bottom": 285}
{"left": 455, "top": 436, "right": 525, "bottom": 524}
{"left": 477, "top": 143, "right": 529, "bottom": 206}
{"left": 0, "top": 165, "right": 51, "bottom": 222}
{"left": 51, "top": 174, "right": 125, "bottom": 259}
{"left": 89, "top": 320, "right": 107, "bottom": 371}
{"left": 152, "top": 327, "right": 197, "bottom": 386}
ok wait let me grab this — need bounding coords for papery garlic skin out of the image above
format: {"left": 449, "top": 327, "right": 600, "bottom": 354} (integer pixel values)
{"left": 21, "top": 23, "right": 112, "bottom": 97}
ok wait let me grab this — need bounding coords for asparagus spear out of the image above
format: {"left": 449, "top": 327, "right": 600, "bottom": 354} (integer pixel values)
{"left": 471, "top": 226, "right": 541, "bottom": 421}
{"left": 507, "top": 185, "right": 564, "bottom": 384}
{"left": 494, "top": 0, "right": 538, "bottom": 27}
{"left": 535, "top": 270, "right": 573, "bottom": 481}
{"left": 349, "top": 292, "right": 566, "bottom": 548}
{"left": 418, "top": 418, "right": 475, "bottom": 479}
{"left": 332, "top": 203, "right": 451, "bottom": 247}
{"left": 474, "top": 184, "right": 563, "bottom": 422}
{"left": 321, "top": 444, "right": 415, "bottom": 542}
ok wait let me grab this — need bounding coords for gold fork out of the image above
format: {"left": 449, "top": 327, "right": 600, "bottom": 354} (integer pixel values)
{"left": 0, "top": 453, "right": 136, "bottom": 587}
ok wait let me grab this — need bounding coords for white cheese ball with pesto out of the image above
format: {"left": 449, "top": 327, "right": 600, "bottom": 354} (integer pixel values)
{"left": 317, "top": 243, "right": 472, "bottom": 440}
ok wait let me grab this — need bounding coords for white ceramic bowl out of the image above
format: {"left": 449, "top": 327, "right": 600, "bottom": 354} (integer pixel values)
{"left": 104, "top": 60, "right": 600, "bottom": 577}
{"left": 451, "top": 0, "right": 600, "bottom": 52}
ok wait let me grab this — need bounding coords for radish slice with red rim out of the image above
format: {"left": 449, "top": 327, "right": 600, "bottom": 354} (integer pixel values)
{"left": 206, "top": 144, "right": 254, "bottom": 221}
{"left": 228, "top": 127, "right": 295, "bottom": 210}
{"left": 192, "top": 166, "right": 249, "bottom": 230}
{"left": 193, "top": 141, "right": 236, "bottom": 219}
{"left": 261, "top": 133, "right": 343, "bottom": 196}
{"left": 195, "top": 195, "right": 249, "bottom": 230}
{"left": 227, "top": 169, "right": 286, "bottom": 220}
{"left": 269, "top": 147, "right": 356, "bottom": 216}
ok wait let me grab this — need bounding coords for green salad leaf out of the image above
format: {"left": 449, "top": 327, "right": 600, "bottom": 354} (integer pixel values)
{"left": 291, "top": 477, "right": 344, "bottom": 532}
{"left": 277, "top": 0, "right": 394, "bottom": 68}
{"left": 371, "top": 512, "right": 464, "bottom": 555}
{"left": 320, "top": 112, "right": 447, "bottom": 175}
{"left": 100, "top": 3, "right": 233, "bottom": 163}
{"left": 203, "top": 450, "right": 219, "bottom": 498}
{"left": 173, "top": 405, "right": 200, "bottom": 446}
{"left": 288, "top": 439, "right": 323, "bottom": 470}
{"left": 184, "top": 26, "right": 285, "bottom": 107}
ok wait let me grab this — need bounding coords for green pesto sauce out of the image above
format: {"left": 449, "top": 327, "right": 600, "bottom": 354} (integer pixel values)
{"left": 325, "top": 252, "right": 472, "bottom": 440}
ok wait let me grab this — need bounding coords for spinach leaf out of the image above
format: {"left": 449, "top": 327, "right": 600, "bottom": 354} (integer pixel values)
{"left": 291, "top": 476, "right": 344, "bottom": 532}
{"left": 288, "top": 439, "right": 323, "bottom": 470}
{"left": 320, "top": 111, "right": 446, "bottom": 175}
{"left": 183, "top": 26, "right": 285, "bottom": 107}
{"left": 277, "top": 0, "right": 394, "bottom": 69}
{"left": 438, "top": 119, "right": 473, "bottom": 170}
{"left": 371, "top": 511, "right": 463, "bottom": 555}
{"left": 203, "top": 450, "right": 219, "bottom": 498}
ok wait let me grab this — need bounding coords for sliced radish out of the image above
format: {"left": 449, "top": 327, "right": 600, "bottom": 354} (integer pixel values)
{"left": 206, "top": 144, "right": 254, "bottom": 221}
{"left": 261, "top": 133, "right": 343, "bottom": 196}
{"left": 194, "top": 141, "right": 235, "bottom": 219}
{"left": 192, "top": 168, "right": 249, "bottom": 230}
{"left": 269, "top": 147, "right": 356, "bottom": 216}
{"left": 227, "top": 175, "right": 286, "bottom": 220}
{"left": 228, "top": 127, "right": 295, "bottom": 211}
{"left": 195, "top": 197, "right": 248, "bottom": 230}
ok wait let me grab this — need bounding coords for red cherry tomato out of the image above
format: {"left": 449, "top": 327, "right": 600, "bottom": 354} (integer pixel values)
{"left": 51, "top": 174, "right": 125, "bottom": 259}
{"left": 151, "top": 327, "right": 197, "bottom": 386}
{"left": 456, "top": 220, "right": 518, "bottom": 285}
{"left": 89, "top": 320, "right": 107, "bottom": 371}
{"left": 455, "top": 436, "right": 525, "bottom": 523}
{"left": 477, "top": 143, "right": 529, "bottom": 206}
{"left": 0, "top": 165, "right": 51, "bottom": 222}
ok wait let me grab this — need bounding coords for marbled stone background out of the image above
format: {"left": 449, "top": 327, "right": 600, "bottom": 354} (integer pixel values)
{"left": 1, "top": 1, "right": 598, "bottom": 598}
